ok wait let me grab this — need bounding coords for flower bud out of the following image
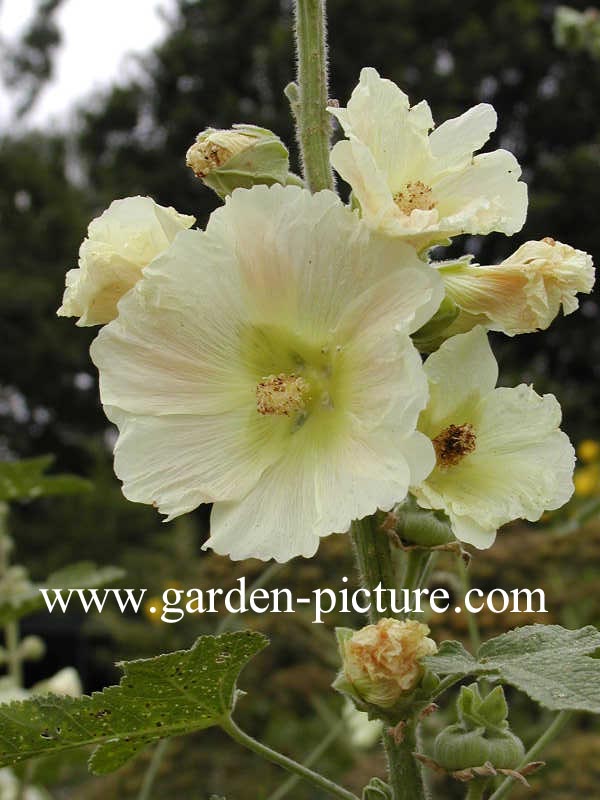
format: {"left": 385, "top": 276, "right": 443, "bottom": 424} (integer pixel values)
{"left": 186, "top": 124, "right": 296, "bottom": 198}
{"left": 554, "top": 6, "right": 600, "bottom": 59}
{"left": 57, "top": 197, "right": 195, "bottom": 326}
{"left": 18, "top": 635, "right": 46, "bottom": 662}
{"left": 433, "top": 684, "right": 525, "bottom": 771}
{"left": 336, "top": 618, "right": 437, "bottom": 710}
{"left": 438, "top": 239, "right": 594, "bottom": 337}
{"left": 33, "top": 667, "right": 82, "bottom": 698}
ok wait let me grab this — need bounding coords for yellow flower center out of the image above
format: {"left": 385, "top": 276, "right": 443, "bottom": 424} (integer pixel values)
{"left": 433, "top": 423, "right": 476, "bottom": 468}
{"left": 256, "top": 373, "right": 311, "bottom": 416}
{"left": 393, "top": 181, "right": 436, "bottom": 215}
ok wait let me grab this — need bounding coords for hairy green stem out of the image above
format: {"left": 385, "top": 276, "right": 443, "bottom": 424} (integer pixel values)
{"left": 293, "top": 0, "right": 334, "bottom": 192}
{"left": 465, "top": 780, "right": 488, "bottom": 800}
{"left": 488, "top": 711, "right": 574, "bottom": 800}
{"left": 350, "top": 515, "right": 395, "bottom": 622}
{"left": 221, "top": 716, "right": 359, "bottom": 800}
{"left": 350, "top": 515, "right": 427, "bottom": 800}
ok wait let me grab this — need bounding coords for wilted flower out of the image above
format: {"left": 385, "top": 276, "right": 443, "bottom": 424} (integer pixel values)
{"left": 439, "top": 238, "right": 595, "bottom": 336}
{"left": 340, "top": 618, "right": 437, "bottom": 709}
{"left": 186, "top": 124, "right": 293, "bottom": 197}
{"left": 91, "top": 185, "right": 442, "bottom": 562}
{"left": 58, "top": 197, "right": 195, "bottom": 326}
{"left": 412, "top": 327, "right": 575, "bottom": 548}
{"left": 328, "top": 68, "right": 527, "bottom": 249}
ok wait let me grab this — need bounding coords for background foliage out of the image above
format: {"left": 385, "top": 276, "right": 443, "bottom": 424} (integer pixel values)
{"left": 0, "top": 0, "right": 599, "bottom": 797}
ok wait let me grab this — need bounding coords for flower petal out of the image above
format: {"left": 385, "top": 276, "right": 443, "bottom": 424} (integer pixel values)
{"left": 107, "top": 405, "right": 286, "bottom": 519}
{"left": 429, "top": 103, "right": 497, "bottom": 169}
{"left": 420, "top": 327, "right": 498, "bottom": 434}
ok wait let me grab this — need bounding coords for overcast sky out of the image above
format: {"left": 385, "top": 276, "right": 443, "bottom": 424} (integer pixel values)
{"left": 1, "top": 0, "right": 172, "bottom": 128}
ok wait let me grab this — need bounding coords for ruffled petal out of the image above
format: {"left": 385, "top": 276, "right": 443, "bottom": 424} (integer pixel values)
{"left": 107, "top": 405, "right": 285, "bottom": 520}
{"left": 420, "top": 327, "right": 498, "bottom": 434}
{"left": 429, "top": 104, "right": 497, "bottom": 169}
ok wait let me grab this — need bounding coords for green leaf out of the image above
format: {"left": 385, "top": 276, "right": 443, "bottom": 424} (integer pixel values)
{"left": 0, "top": 561, "right": 126, "bottom": 625}
{"left": 0, "top": 456, "right": 91, "bottom": 502}
{"left": 0, "top": 631, "right": 268, "bottom": 774}
{"left": 425, "top": 624, "right": 600, "bottom": 713}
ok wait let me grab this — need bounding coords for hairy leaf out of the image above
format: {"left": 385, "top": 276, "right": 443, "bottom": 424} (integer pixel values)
{"left": 0, "top": 630, "right": 268, "bottom": 774}
{"left": 0, "top": 456, "right": 91, "bottom": 502}
{"left": 425, "top": 624, "right": 600, "bottom": 713}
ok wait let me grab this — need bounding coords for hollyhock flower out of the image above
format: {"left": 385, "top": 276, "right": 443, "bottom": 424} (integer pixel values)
{"left": 340, "top": 618, "right": 437, "bottom": 709}
{"left": 328, "top": 68, "right": 527, "bottom": 250}
{"left": 91, "top": 184, "right": 443, "bottom": 562}
{"left": 439, "top": 238, "right": 595, "bottom": 335}
{"left": 412, "top": 327, "right": 575, "bottom": 548}
{"left": 58, "top": 197, "right": 195, "bottom": 326}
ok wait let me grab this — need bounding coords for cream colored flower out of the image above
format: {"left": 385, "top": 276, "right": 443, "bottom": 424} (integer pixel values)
{"left": 342, "top": 618, "right": 437, "bottom": 708}
{"left": 328, "top": 68, "right": 527, "bottom": 249}
{"left": 58, "top": 197, "right": 195, "bottom": 326}
{"left": 91, "top": 185, "right": 443, "bottom": 562}
{"left": 413, "top": 327, "right": 575, "bottom": 548}
{"left": 439, "top": 238, "right": 595, "bottom": 335}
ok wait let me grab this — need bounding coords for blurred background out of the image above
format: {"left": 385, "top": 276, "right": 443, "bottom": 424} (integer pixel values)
{"left": 1, "top": 0, "right": 600, "bottom": 797}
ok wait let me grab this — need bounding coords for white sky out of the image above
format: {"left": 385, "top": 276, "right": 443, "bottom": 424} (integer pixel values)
{"left": 0, "top": 0, "right": 172, "bottom": 128}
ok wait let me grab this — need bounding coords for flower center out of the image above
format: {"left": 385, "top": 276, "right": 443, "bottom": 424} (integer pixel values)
{"left": 256, "top": 373, "right": 311, "bottom": 416}
{"left": 432, "top": 423, "right": 476, "bottom": 468}
{"left": 393, "top": 181, "right": 436, "bottom": 215}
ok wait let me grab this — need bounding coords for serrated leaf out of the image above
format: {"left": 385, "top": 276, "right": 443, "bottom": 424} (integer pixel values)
{"left": 425, "top": 624, "right": 600, "bottom": 713}
{"left": 0, "top": 562, "right": 125, "bottom": 625}
{"left": 0, "top": 456, "right": 91, "bottom": 502}
{"left": 0, "top": 631, "right": 267, "bottom": 774}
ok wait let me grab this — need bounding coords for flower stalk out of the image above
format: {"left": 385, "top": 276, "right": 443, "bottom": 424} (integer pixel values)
{"left": 350, "top": 515, "right": 428, "bottom": 800}
{"left": 293, "top": 0, "right": 335, "bottom": 192}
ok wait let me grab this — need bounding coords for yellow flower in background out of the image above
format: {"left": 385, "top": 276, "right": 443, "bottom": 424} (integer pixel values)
{"left": 91, "top": 185, "right": 443, "bottom": 563}
{"left": 439, "top": 238, "right": 595, "bottom": 336}
{"left": 328, "top": 68, "right": 527, "bottom": 250}
{"left": 341, "top": 618, "right": 437, "bottom": 709}
{"left": 578, "top": 439, "right": 600, "bottom": 464}
{"left": 574, "top": 466, "right": 599, "bottom": 498}
{"left": 143, "top": 596, "right": 165, "bottom": 625}
{"left": 58, "top": 197, "right": 195, "bottom": 326}
{"left": 413, "top": 327, "right": 575, "bottom": 548}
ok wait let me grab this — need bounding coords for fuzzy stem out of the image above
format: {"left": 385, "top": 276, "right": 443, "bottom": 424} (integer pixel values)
{"left": 350, "top": 514, "right": 427, "bottom": 800}
{"left": 221, "top": 716, "right": 359, "bottom": 800}
{"left": 293, "top": 0, "right": 334, "bottom": 192}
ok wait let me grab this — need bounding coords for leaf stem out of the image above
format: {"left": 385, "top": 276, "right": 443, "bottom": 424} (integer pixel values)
{"left": 488, "top": 711, "right": 574, "bottom": 800}
{"left": 266, "top": 719, "right": 345, "bottom": 800}
{"left": 221, "top": 716, "right": 359, "bottom": 800}
{"left": 293, "top": 0, "right": 334, "bottom": 192}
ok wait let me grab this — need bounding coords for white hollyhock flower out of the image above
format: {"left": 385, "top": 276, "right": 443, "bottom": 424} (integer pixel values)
{"left": 439, "top": 238, "right": 595, "bottom": 336}
{"left": 91, "top": 184, "right": 443, "bottom": 562}
{"left": 58, "top": 196, "right": 195, "bottom": 326}
{"left": 412, "top": 327, "right": 575, "bottom": 548}
{"left": 328, "top": 68, "right": 527, "bottom": 250}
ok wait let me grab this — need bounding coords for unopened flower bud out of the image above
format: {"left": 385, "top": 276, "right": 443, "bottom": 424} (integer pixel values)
{"left": 18, "top": 635, "right": 46, "bottom": 662}
{"left": 438, "top": 239, "right": 594, "bottom": 337}
{"left": 336, "top": 618, "right": 437, "bottom": 710}
{"left": 33, "top": 667, "right": 82, "bottom": 698}
{"left": 186, "top": 124, "right": 295, "bottom": 198}
{"left": 58, "top": 197, "right": 195, "bottom": 326}
{"left": 434, "top": 684, "right": 525, "bottom": 771}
